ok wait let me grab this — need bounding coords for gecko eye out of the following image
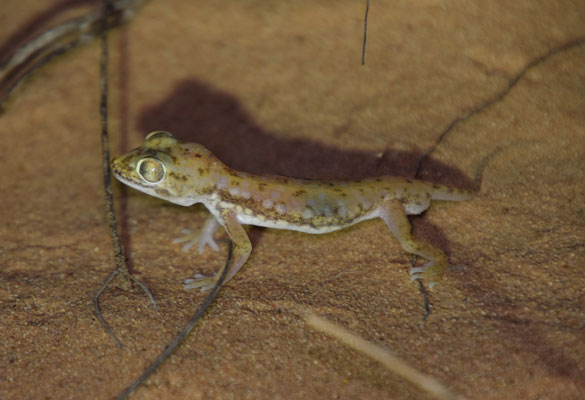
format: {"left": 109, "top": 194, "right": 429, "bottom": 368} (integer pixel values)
{"left": 136, "top": 158, "right": 165, "bottom": 184}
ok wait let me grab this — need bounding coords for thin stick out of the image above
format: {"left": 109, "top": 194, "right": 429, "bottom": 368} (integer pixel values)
{"left": 413, "top": 36, "right": 585, "bottom": 178}
{"left": 116, "top": 241, "right": 233, "bottom": 400}
{"left": 93, "top": 269, "right": 123, "bottom": 348}
{"left": 95, "top": 0, "right": 156, "bottom": 348}
{"left": 0, "top": 0, "right": 150, "bottom": 108}
{"left": 361, "top": 0, "right": 370, "bottom": 66}
{"left": 305, "top": 312, "right": 464, "bottom": 400}
{"left": 415, "top": 263, "right": 431, "bottom": 320}
{"left": 0, "top": 39, "right": 81, "bottom": 107}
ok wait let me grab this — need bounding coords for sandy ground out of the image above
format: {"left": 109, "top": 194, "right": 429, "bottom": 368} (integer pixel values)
{"left": 1, "top": 1, "right": 584, "bottom": 399}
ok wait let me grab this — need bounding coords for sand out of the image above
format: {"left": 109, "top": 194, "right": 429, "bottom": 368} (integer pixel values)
{"left": 1, "top": 1, "right": 584, "bottom": 399}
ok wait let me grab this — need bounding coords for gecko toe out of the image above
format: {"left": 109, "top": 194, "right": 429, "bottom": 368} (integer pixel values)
{"left": 184, "top": 273, "right": 217, "bottom": 291}
{"left": 409, "top": 260, "right": 445, "bottom": 287}
{"left": 173, "top": 228, "right": 220, "bottom": 253}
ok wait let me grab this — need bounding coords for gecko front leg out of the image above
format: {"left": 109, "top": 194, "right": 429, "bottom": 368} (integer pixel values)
{"left": 379, "top": 198, "right": 448, "bottom": 287}
{"left": 173, "top": 215, "right": 221, "bottom": 253}
{"left": 184, "top": 211, "right": 252, "bottom": 291}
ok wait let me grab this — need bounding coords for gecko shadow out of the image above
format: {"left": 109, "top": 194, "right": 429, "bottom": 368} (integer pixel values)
{"left": 136, "top": 79, "right": 474, "bottom": 187}
{"left": 134, "top": 79, "right": 585, "bottom": 389}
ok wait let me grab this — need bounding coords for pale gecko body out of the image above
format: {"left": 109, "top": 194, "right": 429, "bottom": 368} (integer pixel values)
{"left": 112, "top": 131, "right": 475, "bottom": 290}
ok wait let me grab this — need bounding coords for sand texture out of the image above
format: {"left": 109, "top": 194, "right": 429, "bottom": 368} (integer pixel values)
{"left": 1, "top": 1, "right": 584, "bottom": 399}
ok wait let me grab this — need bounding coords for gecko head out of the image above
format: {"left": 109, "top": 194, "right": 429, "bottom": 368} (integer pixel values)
{"left": 111, "top": 131, "right": 217, "bottom": 206}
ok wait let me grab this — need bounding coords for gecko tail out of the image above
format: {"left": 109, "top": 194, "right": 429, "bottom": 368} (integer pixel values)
{"left": 429, "top": 146, "right": 508, "bottom": 202}
{"left": 429, "top": 183, "right": 477, "bottom": 201}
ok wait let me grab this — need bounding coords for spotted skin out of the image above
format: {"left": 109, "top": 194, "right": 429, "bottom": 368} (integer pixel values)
{"left": 111, "top": 131, "right": 475, "bottom": 290}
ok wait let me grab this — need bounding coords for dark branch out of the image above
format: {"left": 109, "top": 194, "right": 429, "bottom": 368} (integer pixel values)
{"left": 116, "top": 241, "right": 233, "bottom": 400}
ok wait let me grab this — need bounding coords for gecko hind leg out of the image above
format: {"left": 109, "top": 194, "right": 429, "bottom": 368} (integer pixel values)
{"left": 380, "top": 199, "right": 449, "bottom": 287}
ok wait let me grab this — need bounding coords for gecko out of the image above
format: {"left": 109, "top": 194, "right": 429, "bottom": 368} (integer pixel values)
{"left": 111, "top": 131, "right": 475, "bottom": 290}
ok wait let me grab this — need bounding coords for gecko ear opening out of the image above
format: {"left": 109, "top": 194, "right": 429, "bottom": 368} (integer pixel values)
{"left": 145, "top": 131, "right": 175, "bottom": 141}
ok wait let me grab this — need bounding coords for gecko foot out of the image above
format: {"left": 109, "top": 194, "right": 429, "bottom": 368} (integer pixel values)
{"left": 173, "top": 228, "right": 219, "bottom": 253}
{"left": 184, "top": 273, "right": 218, "bottom": 291}
{"left": 409, "top": 259, "right": 447, "bottom": 288}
